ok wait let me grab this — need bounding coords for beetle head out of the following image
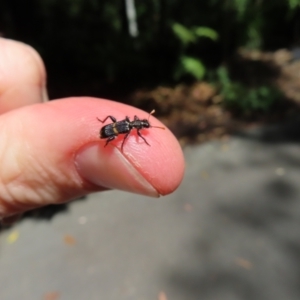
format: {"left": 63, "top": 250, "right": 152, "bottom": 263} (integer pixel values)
{"left": 141, "top": 120, "right": 150, "bottom": 128}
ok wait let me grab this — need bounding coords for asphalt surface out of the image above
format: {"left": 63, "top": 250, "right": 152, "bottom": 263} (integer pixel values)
{"left": 1, "top": 121, "right": 300, "bottom": 300}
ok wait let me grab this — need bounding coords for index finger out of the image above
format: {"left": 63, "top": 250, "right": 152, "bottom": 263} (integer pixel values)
{"left": 0, "top": 97, "right": 185, "bottom": 216}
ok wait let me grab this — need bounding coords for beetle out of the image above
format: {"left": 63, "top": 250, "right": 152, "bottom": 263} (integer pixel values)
{"left": 97, "top": 109, "right": 165, "bottom": 150}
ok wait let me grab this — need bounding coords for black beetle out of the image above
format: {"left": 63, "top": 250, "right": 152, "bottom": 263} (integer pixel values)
{"left": 97, "top": 110, "right": 165, "bottom": 150}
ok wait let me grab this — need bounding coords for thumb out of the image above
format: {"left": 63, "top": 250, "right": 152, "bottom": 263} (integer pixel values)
{"left": 0, "top": 97, "right": 184, "bottom": 217}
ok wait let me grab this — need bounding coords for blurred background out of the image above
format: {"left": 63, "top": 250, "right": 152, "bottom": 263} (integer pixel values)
{"left": 1, "top": 0, "right": 300, "bottom": 141}
{"left": 1, "top": 1, "right": 300, "bottom": 299}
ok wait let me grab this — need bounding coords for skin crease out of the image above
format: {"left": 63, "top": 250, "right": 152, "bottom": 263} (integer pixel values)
{"left": 0, "top": 37, "right": 185, "bottom": 218}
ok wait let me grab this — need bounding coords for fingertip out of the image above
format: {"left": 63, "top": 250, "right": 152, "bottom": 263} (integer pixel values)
{"left": 64, "top": 98, "right": 185, "bottom": 196}
{"left": 120, "top": 123, "right": 185, "bottom": 196}
{"left": 85, "top": 101, "right": 185, "bottom": 195}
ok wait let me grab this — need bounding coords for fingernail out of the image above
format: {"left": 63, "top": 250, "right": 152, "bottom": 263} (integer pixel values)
{"left": 75, "top": 144, "right": 159, "bottom": 197}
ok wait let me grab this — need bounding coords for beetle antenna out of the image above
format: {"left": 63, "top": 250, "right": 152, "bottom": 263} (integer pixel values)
{"left": 148, "top": 109, "right": 155, "bottom": 121}
{"left": 151, "top": 125, "right": 165, "bottom": 130}
{"left": 148, "top": 109, "right": 165, "bottom": 130}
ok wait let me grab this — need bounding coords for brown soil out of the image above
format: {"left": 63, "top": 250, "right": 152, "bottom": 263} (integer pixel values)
{"left": 128, "top": 49, "right": 300, "bottom": 147}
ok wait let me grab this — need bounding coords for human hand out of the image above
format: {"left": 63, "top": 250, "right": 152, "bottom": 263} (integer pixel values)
{"left": 0, "top": 38, "right": 184, "bottom": 221}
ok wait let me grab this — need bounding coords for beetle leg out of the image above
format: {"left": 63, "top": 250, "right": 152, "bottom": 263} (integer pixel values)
{"left": 97, "top": 115, "right": 117, "bottom": 123}
{"left": 137, "top": 129, "right": 150, "bottom": 146}
{"left": 121, "top": 131, "right": 131, "bottom": 151}
{"left": 105, "top": 136, "right": 116, "bottom": 147}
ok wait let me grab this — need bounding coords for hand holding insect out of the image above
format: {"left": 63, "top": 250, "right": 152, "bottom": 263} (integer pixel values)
{"left": 0, "top": 37, "right": 184, "bottom": 220}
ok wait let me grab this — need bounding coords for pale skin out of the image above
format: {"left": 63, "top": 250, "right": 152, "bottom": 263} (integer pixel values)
{"left": 0, "top": 38, "right": 185, "bottom": 223}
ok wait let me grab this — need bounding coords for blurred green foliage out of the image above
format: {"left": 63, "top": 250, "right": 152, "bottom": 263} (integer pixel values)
{"left": 217, "top": 67, "right": 281, "bottom": 114}
{"left": 172, "top": 23, "right": 218, "bottom": 80}
{"left": 289, "top": 0, "right": 300, "bottom": 10}
{"left": 172, "top": 23, "right": 218, "bottom": 46}
{"left": 0, "top": 0, "right": 298, "bottom": 103}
